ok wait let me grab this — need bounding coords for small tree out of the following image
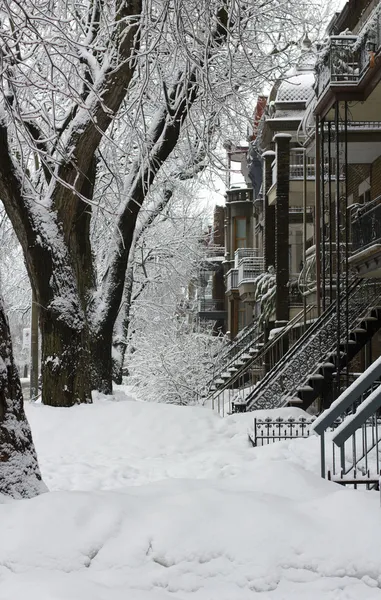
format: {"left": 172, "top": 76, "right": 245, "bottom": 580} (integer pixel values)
{"left": 0, "top": 293, "right": 45, "bottom": 499}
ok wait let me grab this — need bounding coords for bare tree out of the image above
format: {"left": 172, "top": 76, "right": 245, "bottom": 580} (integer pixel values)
{"left": 0, "top": 0, "right": 323, "bottom": 406}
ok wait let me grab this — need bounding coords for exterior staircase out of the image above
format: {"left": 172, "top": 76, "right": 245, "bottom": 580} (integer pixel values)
{"left": 207, "top": 306, "right": 317, "bottom": 413}
{"left": 244, "top": 278, "right": 381, "bottom": 412}
{"left": 206, "top": 320, "right": 264, "bottom": 395}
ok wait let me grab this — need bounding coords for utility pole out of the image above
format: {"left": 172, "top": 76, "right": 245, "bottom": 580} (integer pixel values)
{"left": 30, "top": 292, "right": 39, "bottom": 401}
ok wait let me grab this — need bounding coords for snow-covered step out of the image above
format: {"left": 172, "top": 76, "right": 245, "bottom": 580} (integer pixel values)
{"left": 297, "top": 385, "right": 314, "bottom": 393}
{"left": 309, "top": 374, "right": 324, "bottom": 381}
{"left": 287, "top": 396, "right": 303, "bottom": 405}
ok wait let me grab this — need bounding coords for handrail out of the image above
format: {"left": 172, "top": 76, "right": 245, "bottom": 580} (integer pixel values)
{"left": 312, "top": 355, "right": 381, "bottom": 435}
{"left": 244, "top": 277, "right": 381, "bottom": 412}
{"left": 331, "top": 384, "right": 381, "bottom": 447}
{"left": 220, "top": 319, "right": 261, "bottom": 361}
{"left": 208, "top": 305, "right": 315, "bottom": 408}
{"left": 244, "top": 278, "right": 361, "bottom": 409}
{"left": 312, "top": 356, "right": 381, "bottom": 479}
{"left": 204, "top": 320, "right": 263, "bottom": 393}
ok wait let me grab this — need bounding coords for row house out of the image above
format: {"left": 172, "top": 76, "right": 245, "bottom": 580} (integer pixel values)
{"left": 204, "top": 0, "right": 381, "bottom": 426}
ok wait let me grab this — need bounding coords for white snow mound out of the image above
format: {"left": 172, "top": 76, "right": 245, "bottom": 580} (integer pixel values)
{"left": 0, "top": 389, "right": 380, "bottom": 599}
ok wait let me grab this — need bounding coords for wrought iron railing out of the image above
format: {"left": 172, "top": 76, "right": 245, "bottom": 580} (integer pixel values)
{"left": 209, "top": 305, "right": 317, "bottom": 415}
{"left": 203, "top": 320, "right": 264, "bottom": 399}
{"left": 220, "top": 320, "right": 262, "bottom": 363}
{"left": 245, "top": 278, "right": 381, "bottom": 411}
{"left": 249, "top": 416, "right": 316, "bottom": 446}
{"left": 312, "top": 355, "right": 381, "bottom": 487}
{"left": 289, "top": 281, "right": 303, "bottom": 307}
{"left": 226, "top": 268, "right": 238, "bottom": 292}
{"left": 316, "top": 5, "right": 381, "bottom": 99}
{"left": 351, "top": 197, "right": 381, "bottom": 254}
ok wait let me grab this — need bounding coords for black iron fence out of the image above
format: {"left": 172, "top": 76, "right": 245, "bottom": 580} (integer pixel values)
{"left": 351, "top": 198, "right": 381, "bottom": 254}
{"left": 249, "top": 416, "right": 316, "bottom": 446}
{"left": 316, "top": 4, "right": 381, "bottom": 99}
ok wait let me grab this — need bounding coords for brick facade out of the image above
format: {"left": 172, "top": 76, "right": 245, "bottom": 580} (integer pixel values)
{"left": 371, "top": 156, "right": 381, "bottom": 200}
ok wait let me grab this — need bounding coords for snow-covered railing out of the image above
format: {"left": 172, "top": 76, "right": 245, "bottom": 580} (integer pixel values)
{"left": 237, "top": 257, "right": 264, "bottom": 285}
{"left": 249, "top": 416, "right": 316, "bottom": 446}
{"left": 244, "top": 278, "right": 381, "bottom": 412}
{"left": 210, "top": 305, "right": 316, "bottom": 415}
{"left": 312, "top": 355, "right": 381, "bottom": 486}
{"left": 234, "top": 248, "right": 260, "bottom": 268}
{"left": 316, "top": 5, "right": 381, "bottom": 99}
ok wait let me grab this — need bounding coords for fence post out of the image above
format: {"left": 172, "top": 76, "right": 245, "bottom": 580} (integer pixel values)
{"left": 320, "top": 432, "right": 326, "bottom": 478}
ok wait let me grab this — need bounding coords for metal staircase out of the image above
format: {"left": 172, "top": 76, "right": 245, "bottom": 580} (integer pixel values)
{"left": 244, "top": 278, "right": 381, "bottom": 412}
{"left": 207, "top": 306, "right": 317, "bottom": 415}
{"left": 206, "top": 320, "right": 264, "bottom": 395}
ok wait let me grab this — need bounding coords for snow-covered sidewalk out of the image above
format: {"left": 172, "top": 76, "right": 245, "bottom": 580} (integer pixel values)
{"left": 1, "top": 390, "right": 380, "bottom": 599}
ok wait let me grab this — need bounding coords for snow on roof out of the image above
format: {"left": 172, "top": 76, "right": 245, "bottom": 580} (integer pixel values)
{"left": 276, "top": 72, "right": 315, "bottom": 103}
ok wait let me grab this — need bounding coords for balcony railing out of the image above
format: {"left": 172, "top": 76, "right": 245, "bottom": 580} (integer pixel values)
{"left": 351, "top": 197, "right": 381, "bottom": 254}
{"left": 289, "top": 152, "right": 315, "bottom": 179}
{"left": 226, "top": 268, "right": 238, "bottom": 292}
{"left": 226, "top": 188, "right": 253, "bottom": 203}
{"left": 237, "top": 257, "right": 264, "bottom": 285}
{"left": 234, "top": 247, "right": 260, "bottom": 268}
{"left": 198, "top": 298, "right": 225, "bottom": 313}
{"left": 316, "top": 5, "right": 381, "bottom": 99}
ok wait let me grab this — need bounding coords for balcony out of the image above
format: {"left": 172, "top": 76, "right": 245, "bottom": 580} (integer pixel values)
{"left": 316, "top": 6, "right": 381, "bottom": 104}
{"left": 289, "top": 152, "right": 315, "bottom": 179}
{"left": 351, "top": 198, "right": 381, "bottom": 253}
{"left": 349, "top": 197, "right": 381, "bottom": 277}
{"left": 226, "top": 188, "right": 253, "bottom": 203}
{"left": 237, "top": 257, "right": 264, "bottom": 284}
{"left": 198, "top": 298, "right": 227, "bottom": 321}
{"left": 234, "top": 247, "right": 260, "bottom": 268}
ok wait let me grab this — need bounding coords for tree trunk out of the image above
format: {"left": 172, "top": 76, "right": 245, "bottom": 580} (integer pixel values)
{"left": 0, "top": 296, "right": 46, "bottom": 498}
{"left": 112, "top": 341, "right": 127, "bottom": 385}
{"left": 40, "top": 311, "right": 92, "bottom": 407}
{"left": 90, "top": 329, "right": 114, "bottom": 395}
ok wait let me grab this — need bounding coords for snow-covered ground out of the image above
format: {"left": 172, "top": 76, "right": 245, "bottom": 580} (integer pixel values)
{"left": 1, "top": 389, "right": 381, "bottom": 599}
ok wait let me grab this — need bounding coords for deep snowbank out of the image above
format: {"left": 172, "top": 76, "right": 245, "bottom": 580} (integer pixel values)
{"left": 0, "top": 390, "right": 380, "bottom": 599}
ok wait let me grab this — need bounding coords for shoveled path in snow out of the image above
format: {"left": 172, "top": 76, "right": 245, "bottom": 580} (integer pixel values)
{"left": 0, "top": 389, "right": 380, "bottom": 599}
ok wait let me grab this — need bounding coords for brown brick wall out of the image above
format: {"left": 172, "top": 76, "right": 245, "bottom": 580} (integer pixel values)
{"left": 347, "top": 164, "right": 370, "bottom": 203}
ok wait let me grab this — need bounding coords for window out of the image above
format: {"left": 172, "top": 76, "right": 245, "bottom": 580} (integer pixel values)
{"left": 358, "top": 189, "right": 371, "bottom": 205}
{"left": 358, "top": 180, "right": 371, "bottom": 205}
{"left": 234, "top": 217, "right": 247, "bottom": 250}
